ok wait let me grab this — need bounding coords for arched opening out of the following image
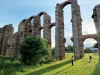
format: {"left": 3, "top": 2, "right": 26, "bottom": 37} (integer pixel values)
{"left": 51, "top": 26, "right": 55, "bottom": 48}
{"left": 83, "top": 38, "right": 97, "bottom": 54}
{"left": 37, "top": 12, "right": 45, "bottom": 38}
{"left": 84, "top": 38, "right": 97, "bottom": 48}
{"left": 63, "top": 4, "right": 73, "bottom": 52}
{"left": 36, "top": 12, "right": 51, "bottom": 40}
{"left": 40, "top": 15, "right": 43, "bottom": 38}
{"left": 82, "top": 34, "right": 97, "bottom": 53}
{"left": 28, "top": 16, "right": 35, "bottom": 26}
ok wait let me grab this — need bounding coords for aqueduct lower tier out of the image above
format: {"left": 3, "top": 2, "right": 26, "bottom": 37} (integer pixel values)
{"left": 0, "top": 0, "right": 100, "bottom": 60}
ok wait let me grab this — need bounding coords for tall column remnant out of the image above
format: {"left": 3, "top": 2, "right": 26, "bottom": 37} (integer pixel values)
{"left": 71, "top": 0, "right": 84, "bottom": 58}
{"left": 92, "top": 4, "right": 100, "bottom": 59}
{"left": 43, "top": 13, "right": 51, "bottom": 46}
{"left": 1, "top": 24, "right": 14, "bottom": 56}
{"left": 55, "top": 0, "right": 72, "bottom": 60}
{"left": 48, "top": 23, "right": 55, "bottom": 47}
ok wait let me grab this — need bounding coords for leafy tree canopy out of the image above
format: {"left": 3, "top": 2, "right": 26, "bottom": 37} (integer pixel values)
{"left": 65, "top": 45, "right": 74, "bottom": 52}
{"left": 93, "top": 43, "right": 98, "bottom": 48}
{"left": 20, "top": 36, "right": 51, "bottom": 65}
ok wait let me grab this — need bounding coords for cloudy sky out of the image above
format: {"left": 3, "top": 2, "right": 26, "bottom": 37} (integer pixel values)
{"left": 0, "top": 0, "right": 99, "bottom": 48}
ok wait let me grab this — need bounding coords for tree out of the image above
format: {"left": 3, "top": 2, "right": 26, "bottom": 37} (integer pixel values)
{"left": 84, "top": 48, "right": 92, "bottom": 53}
{"left": 51, "top": 47, "right": 55, "bottom": 57}
{"left": 20, "top": 36, "right": 51, "bottom": 65}
{"left": 93, "top": 43, "right": 98, "bottom": 48}
{"left": 65, "top": 45, "right": 74, "bottom": 52}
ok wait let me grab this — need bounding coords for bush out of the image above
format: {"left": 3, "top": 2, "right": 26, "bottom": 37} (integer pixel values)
{"left": 84, "top": 48, "right": 92, "bottom": 53}
{"left": 20, "top": 36, "right": 51, "bottom": 65}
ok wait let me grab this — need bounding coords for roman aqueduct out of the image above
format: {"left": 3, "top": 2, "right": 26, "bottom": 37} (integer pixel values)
{"left": 0, "top": 0, "right": 100, "bottom": 60}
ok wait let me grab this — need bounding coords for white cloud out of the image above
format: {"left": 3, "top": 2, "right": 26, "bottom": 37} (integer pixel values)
{"left": 65, "top": 32, "right": 73, "bottom": 46}
{"left": 83, "top": 22, "right": 96, "bottom": 35}
{"left": 84, "top": 39, "right": 97, "bottom": 48}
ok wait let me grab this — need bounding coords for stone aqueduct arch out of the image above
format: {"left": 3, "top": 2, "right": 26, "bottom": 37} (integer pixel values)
{"left": 55, "top": 0, "right": 84, "bottom": 59}
{"left": 82, "top": 34, "right": 97, "bottom": 42}
{"left": 0, "top": 0, "right": 100, "bottom": 59}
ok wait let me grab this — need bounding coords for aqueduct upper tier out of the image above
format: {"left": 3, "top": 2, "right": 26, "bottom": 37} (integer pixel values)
{"left": 0, "top": 0, "right": 100, "bottom": 60}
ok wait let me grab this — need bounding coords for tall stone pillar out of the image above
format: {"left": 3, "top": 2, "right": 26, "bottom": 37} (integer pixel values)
{"left": 92, "top": 4, "right": 100, "bottom": 59}
{"left": 37, "top": 17, "right": 41, "bottom": 38}
{"left": 47, "top": 23, "right": 55, "bottom": 47}
{"left": 43, "top": 13, "right": 51, "bottom": 46}
{"left": 71, "top": 0, "right": 83, "bottom": 58}
{"left": 55, "top": 4, "right": 66, "bottom": 60}
{"left": 14, "top": 32, "right": 19, "bottom": 58}
{"left": 27, "top": 17, "right": 34, "bottom": 36}
{"left": 9, "top": 35, "right": 15, "bottom": 57}
{"left": 32, "top": 16, "right": 37, "bottom": 37}
{"left": 18, "top": 19, "right": 27, "bottom": 44}
{"left": 32, "top": 16, "right": 41, "bottom": 38}
{"left": 22, "top": 19, "right": 28, "bottom": 39}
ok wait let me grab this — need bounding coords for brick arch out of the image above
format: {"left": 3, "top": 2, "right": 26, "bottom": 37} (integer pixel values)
{"left": 60, "top": 0, "right": 72, "bottom": 9}
{"left": 48, "top": 23, "right": 55, "bottom": 29}
{"left": 82, "top": 34, "right": 97, "bottom": 42}
{"left": 28, "top": 15, "right": 35, "bottom": 21}
{"left": 18, "top": 19, "right": 27, "bottom": 33}
{"left": 37, "top": 11, "right": 47, "bottom": 18}
{"left": 27, "top": 16, "right": 35, "bottom": 32}
{"left": 39, "top": 26, "right": 43, "bottom": 30}
{"left": 21, "top": 19, "right": 27, "bottom": 23}
{"left": 33, "top": 11, "right": 51, "bottom": 38}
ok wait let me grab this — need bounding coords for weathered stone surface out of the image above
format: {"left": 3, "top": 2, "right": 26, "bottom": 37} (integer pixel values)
{"left": 0, "top": 0, "right": 99, "bottom": 60}
{"left": 92, "top": 4, "right": 100, "bottom": 57}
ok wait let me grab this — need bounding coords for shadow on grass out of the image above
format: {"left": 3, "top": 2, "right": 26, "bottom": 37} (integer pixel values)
{"left": 55, "top": 66, "right": 71, "bottom": 75}
{"left": 25, "top": 59, "right": 77, "bottom": 75}
{"left": 91, "top": 61, "right": 100, "bottom": 75}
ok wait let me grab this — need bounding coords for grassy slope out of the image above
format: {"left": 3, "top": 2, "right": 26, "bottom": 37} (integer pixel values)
{"left": 0, "top": 53, "right": 100, "bottom": 75}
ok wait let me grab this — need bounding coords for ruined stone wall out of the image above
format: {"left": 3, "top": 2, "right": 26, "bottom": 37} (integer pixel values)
{"left": 92, "top": 4, "right": 100, "bottom": 57}
{"left": 33, "top": 16, "right": 41, "bottom": 38}
{"left": 0, "top": 0, "right": 99, "bottom": 60}
{"left": 9, "top": 34, "right": 16, "bottom": 57}
{"left": 0, "top": 24, "right": 14, "bottom": 56}
{"left": 43, "top": 13, "right": 51, "bottom": 46}
{"left": 71, "top": 0, "right": 83, "bottom": 58}
{"left": 55, "top": 0, "right": 72, "bottom": 60}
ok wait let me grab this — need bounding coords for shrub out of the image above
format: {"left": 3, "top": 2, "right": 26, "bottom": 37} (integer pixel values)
{"left": 20, "top": 36, "right": 51, "bottom": 65}
{"left": 84, "top": 48, "right": 92, "bottom": 53}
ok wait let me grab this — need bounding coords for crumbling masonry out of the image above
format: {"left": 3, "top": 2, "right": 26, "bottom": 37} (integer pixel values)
{"left": 0, "top": 0, "right": 100, "bottom": 60}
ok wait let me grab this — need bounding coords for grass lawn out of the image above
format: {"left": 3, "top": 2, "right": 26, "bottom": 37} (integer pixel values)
{"left": 0, "top": 53, "right": 100, "bottom": 75}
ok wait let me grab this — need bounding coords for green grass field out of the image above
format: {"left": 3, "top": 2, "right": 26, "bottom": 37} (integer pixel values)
{"left": 0, "top": 53, "right": 100, "bottom": 75}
